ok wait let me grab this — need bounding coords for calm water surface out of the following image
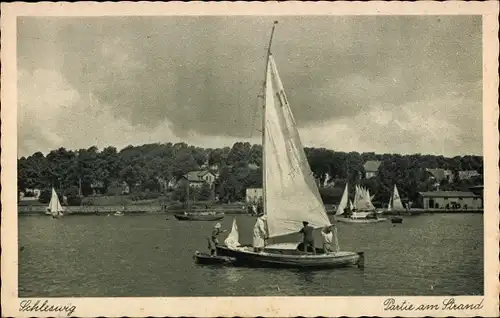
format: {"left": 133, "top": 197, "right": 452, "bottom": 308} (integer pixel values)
{"left": 19, "top": 213, "right": 483, "bottom": 296}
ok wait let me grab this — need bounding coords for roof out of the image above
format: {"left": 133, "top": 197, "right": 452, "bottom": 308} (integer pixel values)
{"left": 248, "top": 163, "right": 260, "bottom": 170}
{"left": 418, "top": 191, "right": 479, "bottom": 198}
{"left": 468, "top": 185, "right": 484, "bottom": 189}
{"left": 458, "top": 170, "right": 480, "bottom": 179}
{"left": 425, "top": 168, "right": 452, "bottom": 181}
{"left": 184, "top": 170, "right": 215, "bottom": 182}
{"left": 363, "top": 160, "right": 381, "bottom": 172}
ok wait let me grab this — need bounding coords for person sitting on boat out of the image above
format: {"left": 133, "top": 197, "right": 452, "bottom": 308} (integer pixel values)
{"left": 207, "top": 223, "right": 227, "bottom": 256}
{"left": 299, "top": 221, "right": 316, "bottom": 254}
{"left": 253, "top": 214, "right": 268, "bottom": 253}
{"left": 321, "top": 225, "right": 334, "bottom": 253}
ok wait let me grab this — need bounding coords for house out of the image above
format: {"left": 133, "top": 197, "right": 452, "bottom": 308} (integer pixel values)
{"left": 19, "top": 188, "right": 41, "bottom": 201}
{"left": 246, "top": 188, "right": 263, "bottom": 204}
{"left": 107, "top": 181, "right": 130, "bottom": 196}
{"left": 418, "top": 191, "right": 482, "bottom": 209}
{"left": 363, "top": 160, "right": 381, "bottom": 179}
{"left": 468, "top": 185, "right": 484, "bottom": 196}
{"left": 182, "top": 170, "right": 217, "bottom": 188}
{"left": 426, "top": 168, "right": 454, "bottom": 183}
{"left": 458, "top": 170, "right": 481, "bottom": 180}
{"left": 90, "top": 181, "right": 106, "bottom": 195}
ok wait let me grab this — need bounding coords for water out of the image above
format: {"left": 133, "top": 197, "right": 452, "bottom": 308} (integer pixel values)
{"left": 18, "top": 213, "right": 483, "bottom": 296}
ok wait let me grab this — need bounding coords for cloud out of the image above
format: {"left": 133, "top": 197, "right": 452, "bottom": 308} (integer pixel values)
{"left": 17, "top": 15, "right": 482, "bottom": 157}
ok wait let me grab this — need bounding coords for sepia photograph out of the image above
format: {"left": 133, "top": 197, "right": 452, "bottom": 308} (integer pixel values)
{"left": 2, "top": 1, "right": 499, "bottom": 317}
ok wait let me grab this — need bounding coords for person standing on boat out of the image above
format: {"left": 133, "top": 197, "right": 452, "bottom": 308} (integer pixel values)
{"left": 321, "top": 225, "right": 334, "bottom": 253}
{"left": 208, "top": 223, "right": 226, "bottom": 256}
{"left": 299, "top": 221, "right": 316, "bottom": 254}
{"left": 253, "top": 214, "right": 268, "bottom": 252}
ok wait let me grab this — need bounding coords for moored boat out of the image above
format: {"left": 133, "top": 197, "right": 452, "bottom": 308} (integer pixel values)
{"left": 336, "top": 216, "right": 387, "bottom": 224}
{"left": 335, "top": 184, "right": 387, "bottom": 223}
{"left": 174, "top": 212, "right": 225, "bottom": 221}
{"left": 215, "top": 21, "right": 363, "bottom": 269}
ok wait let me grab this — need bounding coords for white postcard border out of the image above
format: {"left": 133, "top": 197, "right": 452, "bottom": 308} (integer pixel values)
{"left": 1, "top": 1, "right": 499, "bottom": 317}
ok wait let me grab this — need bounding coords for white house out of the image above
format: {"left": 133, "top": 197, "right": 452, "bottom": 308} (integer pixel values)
{"left": 183, "top": 170, "right": 217, "bottom": 188}
{"left": 246, "top": 188, "right": 263, "bottom": 204}
{"left": 418, "top": 191, "right": 482, "bottom": 209}
{"left": 363, "top": 160, "right": 381, "bottom": 179}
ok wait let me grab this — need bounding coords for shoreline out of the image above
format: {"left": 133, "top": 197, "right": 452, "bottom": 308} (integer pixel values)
{"left": 17, "top": 205, "right": 484, "bottom": 216}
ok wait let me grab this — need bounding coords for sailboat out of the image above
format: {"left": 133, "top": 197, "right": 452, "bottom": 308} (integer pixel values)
{"left": 336, "top": 184, "right": 387, "bottom": 224}
{"left": 215, "top": 22, "right": 364, "bottom": 269}
{"left": 385, "top": 184, "right": 420, "bottom": 217}
{"left": 47, "top": 188, "right": 64, "bottom": 218}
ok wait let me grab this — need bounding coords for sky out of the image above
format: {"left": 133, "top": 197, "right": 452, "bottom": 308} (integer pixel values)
{"left": 17, "top": 15, "right": 483, "bottom": 158}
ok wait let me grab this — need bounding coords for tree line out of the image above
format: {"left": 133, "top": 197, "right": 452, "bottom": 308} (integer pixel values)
{"left": 18, "top": 142, "right": 483, "bottom": 206}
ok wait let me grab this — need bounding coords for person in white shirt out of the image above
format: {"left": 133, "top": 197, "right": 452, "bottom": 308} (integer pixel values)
{"left": 321, "top": 225, "right": 334, "bottom": 253}
{"left": 253, "top": 214, "right": 268, "bottom": 252}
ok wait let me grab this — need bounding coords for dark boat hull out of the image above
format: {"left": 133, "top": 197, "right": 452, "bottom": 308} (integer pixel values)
{"left": 174, "top": 213, "right": 224, "bottom": 221}
{"left": 215, "top": 244, "right": 363, "bottom": 269}
{"left": 193, "top": 251, "right": 236, "bottom": 265}
{"left": 390, "top": 217, "right": 403, "bottom": 224}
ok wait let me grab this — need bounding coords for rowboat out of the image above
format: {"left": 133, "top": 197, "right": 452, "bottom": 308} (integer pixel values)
{"left": 193, "top": 251, "right": 236, "bottom": 265}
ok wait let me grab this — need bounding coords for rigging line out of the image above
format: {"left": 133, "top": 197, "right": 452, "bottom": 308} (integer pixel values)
{"left": 248, "top": 92, "right": 262, "bottom": 139}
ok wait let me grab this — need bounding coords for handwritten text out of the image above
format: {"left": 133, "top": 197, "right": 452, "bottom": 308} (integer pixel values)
{"left": 383, "top": 297, "right": 484, "bottom": 312}
{"left": 19, "top": 300, "right": 76, "bottom": 317}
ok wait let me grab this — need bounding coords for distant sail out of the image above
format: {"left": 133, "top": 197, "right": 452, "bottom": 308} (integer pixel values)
{"left": 392, "top": 184, "right": 404, "bottom": 211}
{"left": 336, "top": 183, "right": 349, "bottom": 216}
{"left": 387, "top": 196, "right": 392, "bottom": 211}
{"left": 263, "top": 55, "right": 330, "bottom": 238}
{"left": 224, "top": 218, "right": 241, "bottom": 248}
{"left": 48, "top": 188, "right": 64, "bottom": 217}
{"left": 354, "top": 185, "right": 375, "bottom": 211}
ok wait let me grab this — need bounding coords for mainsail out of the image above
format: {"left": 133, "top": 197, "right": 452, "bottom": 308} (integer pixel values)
{"left": 224, "top": 218, "right": 241, "bottom": 249}
{"left": 263, "top": 55, "right": 330, "bottom": 238}
{"left": 391, "top": 184, "right": 405, "bottom": 210}
{"left": 48, "top": 188, "right": 64, "bottom": 217}
{"left": 336, "top": 183, "right": 349, "bottom": 216}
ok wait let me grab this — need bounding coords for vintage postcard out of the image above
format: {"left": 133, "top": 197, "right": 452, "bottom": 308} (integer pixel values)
{"left": 1, "top": 1, "right": 499, "bottom": 317}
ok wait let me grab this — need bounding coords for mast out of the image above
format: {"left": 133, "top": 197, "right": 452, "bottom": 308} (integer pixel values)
{"left": 261, "top": 21, "right": 278, "bottom": 215}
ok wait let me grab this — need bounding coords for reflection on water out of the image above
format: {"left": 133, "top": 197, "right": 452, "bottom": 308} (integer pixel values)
{"left": 18, "top": 213, "right": 483, "bottom": 296}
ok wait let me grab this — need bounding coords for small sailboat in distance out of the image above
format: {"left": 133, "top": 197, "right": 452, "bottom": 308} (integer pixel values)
{"left": 48, "top": 188, "right": 64, "bottom": 218}
{"left": 216, "top": 22, "right": 364, "bottom": 269}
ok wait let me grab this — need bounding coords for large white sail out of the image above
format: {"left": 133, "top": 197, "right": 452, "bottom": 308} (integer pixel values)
{"left": 48, "top": 188, "right": 64, "bottom": 217}
{"left": 263, "top": 55, "right": 330, "bottom": 238}
{"left": 336, "top": 183, "right": 348, "bottom": 216}
{"left": 392, "top": 184, "right": 404, "bottom": 210}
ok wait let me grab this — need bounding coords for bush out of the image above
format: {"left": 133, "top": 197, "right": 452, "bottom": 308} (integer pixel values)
{"left": 130, "top": 191, "right": 161, "bottom": 201}
{"left": 67, "top": 195, "right": 82, "bottom": 206}
{"left": 38, "top": 189, "right": 51, "bottom": 204}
